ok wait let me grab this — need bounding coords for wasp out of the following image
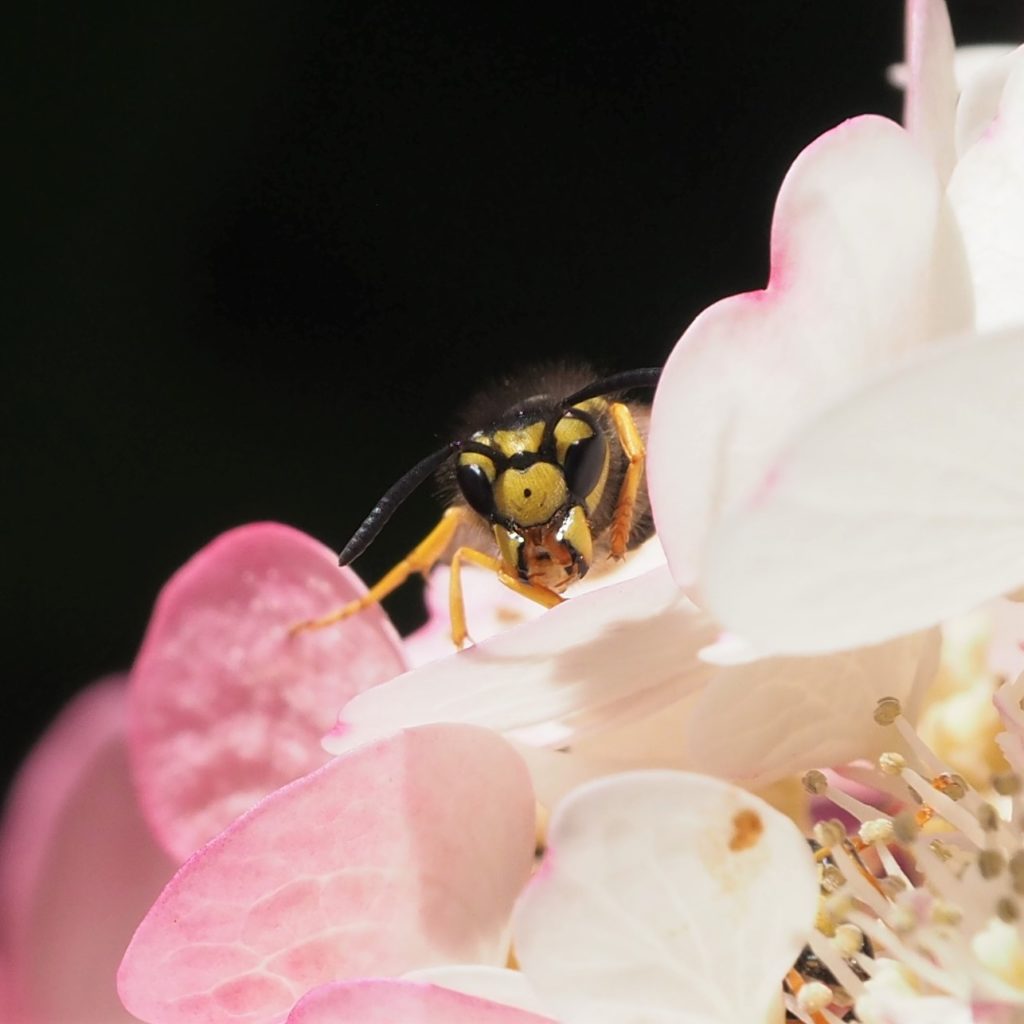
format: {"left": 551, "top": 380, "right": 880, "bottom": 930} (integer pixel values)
{"left": 293, "top": 365, "right": 661, "bottom": 646}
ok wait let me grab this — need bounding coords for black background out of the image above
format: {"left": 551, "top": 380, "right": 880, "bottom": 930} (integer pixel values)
{"left": 6, "top": 2, "right": 1022, "bottom": 802}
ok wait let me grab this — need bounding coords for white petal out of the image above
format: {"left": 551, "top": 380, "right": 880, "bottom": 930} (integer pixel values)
{"left": 704, "top": 331, "right": 1024, "bottom": 653}
{"left": 686, "top": 630, "right": 941, "bottom": 784}
{"left": 648, "top": 116, "right": 970, "bottom": 588}
{"left": 520, "top": 697, "right": 701, "bottom": 809}
{"left": 513, "top": 772, "right": 819, "bottom": 1024}
{"left": 325, "top": 566, "right": 718, "bottom": 755}
{"left": 902, "top": 0, "right": 958, "bottom": 183}
{"left": 955, "top": 44, "right": 1024, "bottom": 156}
{"left": 949, "top": 49, "right": 1024, "bottom": 331}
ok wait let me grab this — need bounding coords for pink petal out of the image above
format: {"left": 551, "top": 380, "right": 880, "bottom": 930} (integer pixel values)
{"left": 647, "top": 115, "right": 971, "bottom": 589}
{"left": 325, "top": 566, "right": 718, "bottom": 757}
{"left": 704, "top": 332, "right": 1024, "bottom": 653}
{"left": 949, "top": 50, "right": 1024, "bottom": 331}
{"left": 118, "top": 724, "right": 535, "bottom": 1024}
{"left": 0, "top": 680, "right": 177, "bottom": 1024}
{"left": 685, "top": 630, "right": 941, "bottom": 783}
{"left": 903, "top": 0, "right": 958, "bottom": 183}
{"left": 286, "top": 980, "right": 555, "bottom": 1024}
{"left": 130, "top": 522, "right": 408, "bottom": 860}
{"left": 513, "top": 772, "right": 820, "bottom": 1023}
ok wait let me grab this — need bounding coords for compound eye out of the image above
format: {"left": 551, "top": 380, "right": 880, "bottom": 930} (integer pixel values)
{"left": 563, "top": 430, "right": 607, "bottom": 499}
{"left": 456, "top": 462, "right": 496, "bottom": 517}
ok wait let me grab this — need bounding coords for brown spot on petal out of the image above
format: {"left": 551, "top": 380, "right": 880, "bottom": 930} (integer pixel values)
{"left": 729, "top": 808, "right": 763, "bottom": 851}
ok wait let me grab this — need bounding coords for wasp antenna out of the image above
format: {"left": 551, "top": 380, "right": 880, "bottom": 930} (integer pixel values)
{"left": 338, "top": 441, "right": 460, "bottom": 566}
{"left": 561, "top": 366, "right": 662, "bottom": 407}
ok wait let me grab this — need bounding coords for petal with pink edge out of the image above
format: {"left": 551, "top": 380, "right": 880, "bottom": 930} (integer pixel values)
{"left": 286, "top": 980, "right": 555, "bottom": 1024}
{"left": 118, "top": 724, "right": 535, "bottom": 1024}
{"left": 902, "top": 0, "right": 958, "bottom": 183}
{"left": 949, "top": 50, "right": 1024, "bottom": 331}
{"left": 130, "top": 522, "right": 408, "bottom": 860}
{"left": 325, "top": 566, "right": 718, "bottom": 757}
{"left": 685, "top": 629, "right": 940, "bottom": 784}
{"left": 647, "top": 115, "right": 971, "bottom": 589}
{"left": 703, "top": 331, "right": 1024, "bottom": 654}
{"left": 513, "top": 772, "right": 819, "bottom": 1024}
{"left": 0, "top": 680, "right": 177, "bottom": 1024}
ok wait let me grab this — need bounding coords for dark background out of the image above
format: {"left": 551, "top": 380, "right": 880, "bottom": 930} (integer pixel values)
{"left": 6, "top": 2, "right": 1022, "bottom": 801}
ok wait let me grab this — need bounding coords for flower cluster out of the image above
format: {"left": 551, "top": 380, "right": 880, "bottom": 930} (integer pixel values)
{"left": 3, "top": 1, "right": 1023, "bottom": 1022}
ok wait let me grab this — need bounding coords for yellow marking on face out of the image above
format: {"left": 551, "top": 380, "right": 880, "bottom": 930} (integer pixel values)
{"left": 494, "top": 524, "right": 524, "bottom": 573}
{"left": 457, "top": 450, "right": 497, "bottom": 482}
{"left": 494, "top": 463, "right": 568, "bottom": 527}
{"left": 556, "top": 504, "right": 593, "bottom": 570}
{"left": 491, "top": 421, "right": 546, "bottom": 457}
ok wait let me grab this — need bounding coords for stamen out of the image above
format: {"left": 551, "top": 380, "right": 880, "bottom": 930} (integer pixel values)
{"left": 796, "top": 981, "right": 833, "bottom": 1014}
{"left": 834, "top": 923, "right": 865, "bottom": 956}
{"left": 858, "top": 818, "right": 894, "bottom": 845}
{"left": 978, "top": 849, "right": 1006, "bottom": 880}
{"left": 997, "top": 897, "right": 1020, "bottom": 923}
{"left": 899, "top": 766, "right": 987, "bottom": 846}
{"left": 784, "top": 969, "right": 833, "bottom": 1024}
{"left": 807, "top": 928, "right": 866, "bottom": 994}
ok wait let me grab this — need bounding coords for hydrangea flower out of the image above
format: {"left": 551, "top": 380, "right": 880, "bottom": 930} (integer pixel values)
{"left": 680, "top": 0, "right": 1024, "bottom": 655}
{"left": 276, "top": 772, "right": 822, "bottom": 1024}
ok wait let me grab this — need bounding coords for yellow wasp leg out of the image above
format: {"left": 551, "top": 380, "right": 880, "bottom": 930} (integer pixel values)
{"left": 290, "top": 506, "right": 466, "bottom": 635}
{"left": 608, "top": 401, "right": 647, "bottom": 558}
{"left": 448, "top": 546, "right": 563, "bottom": 648}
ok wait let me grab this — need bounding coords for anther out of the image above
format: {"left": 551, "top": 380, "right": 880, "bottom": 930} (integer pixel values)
{"left": 997, "top": 897, "right": 1020, "bottom": 923}
{"left": 976, "top": 803, "right": 1001, "bottom": 832}
{"left": 978, "top": 849, "right": 1006, "bottom": 879}
{"left": 813, "top": 820, "right": 846, "bottom": 849}
{"left": 993, "top": 771, "right": 1022, "bottom": 796}
{"left": 874, "top": 697, "right": 902, "bottom": 725}
{"left": 878, "top": 751, "right": 906, "bottom": 775}
{"left": 796, "top": 981, "right": 833, "bottom": 1014}
{"left": 929, "top": 839, "right": 955, "bottom": 861}
{"left": 803, "top": 769, "right": 828, "bottom": 795}
{"left": 1009, "top": 851, "right": 1024, "bottom": 894}
{"left": 933, "top": 773, "right": 967, "bottom": 801}
{"left": 834, "top": 923, "right": 864, "bottom": 956}
{"left": 859, "top": 818, "right": 894, "bottom": 845}
{"left": 889, "top": 905, "right": 917, "bottom": 934}
{"left": 878, "top": 876, "right": 907, "bottom": 899}
{"left": 931, "top": 901, "right": 962, "bottom": 926}
{"left": 892, "top": 810, "right": 919, "bottom": 844}
{"left": 821, "top": 864, "right": 846, "bottom": 893}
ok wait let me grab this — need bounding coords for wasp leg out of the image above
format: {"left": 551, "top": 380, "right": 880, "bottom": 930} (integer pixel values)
{"left": 448, "top": 546, "right": 563, "bottom": 648}
{"left": 290, "top": 506, "right": 466, "bottom": 635}
{"left": 608, "top": 401, "right": 647, "bottom": 558}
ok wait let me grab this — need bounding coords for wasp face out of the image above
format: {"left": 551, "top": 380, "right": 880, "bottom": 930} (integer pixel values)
{"left": 454, "top": 401, "right": 611, "bottom": 591}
